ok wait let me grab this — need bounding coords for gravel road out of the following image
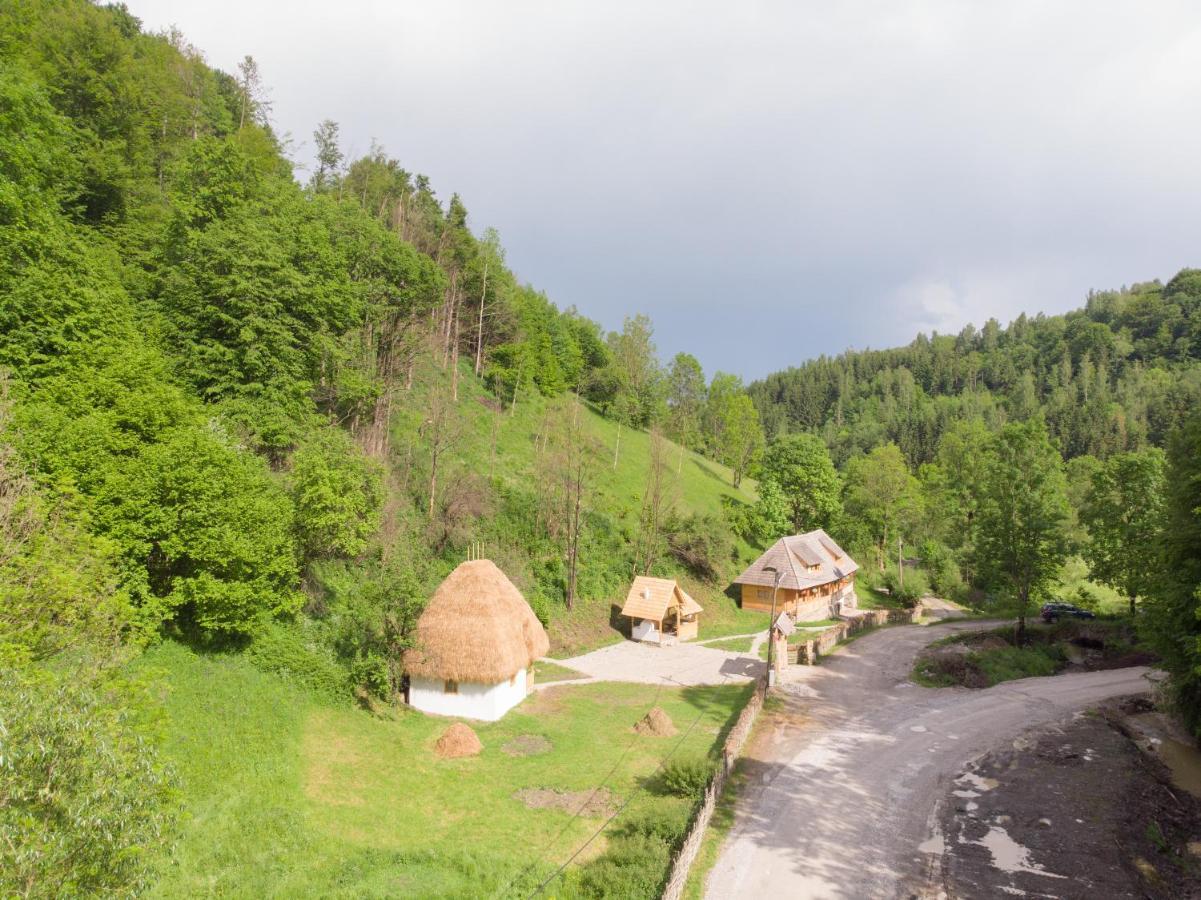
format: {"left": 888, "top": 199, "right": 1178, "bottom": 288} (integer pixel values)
{"left": 704, "top": 620, "right": 1153, "bottom": 899}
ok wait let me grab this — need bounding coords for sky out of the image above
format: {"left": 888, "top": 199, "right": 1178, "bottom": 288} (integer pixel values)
{"left": 129, "top": 0, "right": 1201, "bottom": 382}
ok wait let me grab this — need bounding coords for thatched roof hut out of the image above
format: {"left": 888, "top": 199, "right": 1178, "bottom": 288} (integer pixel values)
{"left": 404, "top": 560, "right": 549, "bottom": 721}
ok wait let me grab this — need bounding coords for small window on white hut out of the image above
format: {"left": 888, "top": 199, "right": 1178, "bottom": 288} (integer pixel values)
{"left": 510, "top": 673, "right": 517, "bottom": 686}
{"left": 444, "top": 679, "right": 459, "bottom": 694}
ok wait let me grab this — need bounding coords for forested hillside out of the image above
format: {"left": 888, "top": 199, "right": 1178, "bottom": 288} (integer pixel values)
{"left": 0, "top": 3, "right": 766, "bottom": 893}
{"left": 3, "top": 2, "right": 1201, "bottom": 895}
{"left": 749, "top": 275, "right": 1201, "bottom": 466}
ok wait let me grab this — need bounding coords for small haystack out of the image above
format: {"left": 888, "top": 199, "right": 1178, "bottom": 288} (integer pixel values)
{"left": 435, "top": 722, "right": 483, "bottom": 758}
{"left": 634, "top": 707, "right": 677, "bottom": 737}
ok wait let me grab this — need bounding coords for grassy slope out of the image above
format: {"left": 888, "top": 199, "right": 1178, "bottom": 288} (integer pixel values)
{"left": 142, "top": 642, "right": 752, "bottom": 898}
{"left": 406, "top": 363, "right": 767, "bottom": 656}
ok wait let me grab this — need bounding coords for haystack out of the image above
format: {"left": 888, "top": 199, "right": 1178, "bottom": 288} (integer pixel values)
{"left": 435, "top": 722, "right": 483, "bottom": 758}
{"left": 404, "top": 559, "right": 550, "bottom": 722}
{"left": 634, "top": 707, "right": 677, "bottom": 736}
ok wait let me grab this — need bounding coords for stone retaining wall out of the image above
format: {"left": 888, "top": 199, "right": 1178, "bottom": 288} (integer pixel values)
{"left": 660, "top": 675, "right": 769, "bottom": 900}
{"left": 794, "top": 604, "right": 922, "bottom": 665}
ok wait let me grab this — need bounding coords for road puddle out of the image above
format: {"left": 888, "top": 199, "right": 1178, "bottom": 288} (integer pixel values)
{"left": 979, "top": 826, "right": 1066, "bottom": 879}
{"left": 957, "top": 771, "right": 998, "bottom": 792}
{"left": 1129, "top": 712, "right": 1201, "bottom": 799}
{"left": 918, "top": 831, "right": 945, "bottom": 855}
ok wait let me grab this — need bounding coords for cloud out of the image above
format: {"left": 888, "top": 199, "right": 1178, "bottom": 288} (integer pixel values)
{"left": 128, "top": 0, "right": 1201, "bottom": 380}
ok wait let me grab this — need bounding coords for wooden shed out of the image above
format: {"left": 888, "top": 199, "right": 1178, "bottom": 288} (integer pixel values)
{"left": 620, "top": 576, "right": 703, "bottom": 645}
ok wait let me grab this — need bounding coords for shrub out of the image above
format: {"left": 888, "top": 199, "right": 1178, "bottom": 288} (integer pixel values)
{"left": 572, "top": 833, "right": 672, "bottom": 899}
{"left": 918, "top": 539, "right": 962, "bottom": 596}
{"left": 881, "top": 568, "right": 928, "bottom": 608}
{"left": 616, "top": 805, "right": 690, "bottom": 846}
{"left": 290, "top": 427, "right": 383, "bottom": 561}
{"left": 665, "top": 512, "right": 733, "bottom": 581}
{"left": 1069, "top": 584, "right": 1101, "bottom": 612}
{"left": 661, "top": 755, "right": 714, "bottom": 798}
{"left": 246, "top": 622, "right": 349, "bottom": 699}
{"left": 0, "top": 668, "right": 177, "bottom": 898}
{"left": 973, "top": 645, "right": 1064, "bottom": 685}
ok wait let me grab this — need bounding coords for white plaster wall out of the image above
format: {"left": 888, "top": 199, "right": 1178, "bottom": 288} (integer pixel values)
{"left": 409, "top": 668, "right": 528, "bottom": 721}
{"left": 631, "top": 618, "right": 660, "bottom": 643}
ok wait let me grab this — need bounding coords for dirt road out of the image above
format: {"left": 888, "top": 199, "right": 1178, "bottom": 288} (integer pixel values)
{"left": 704, "top": 621, "right": 1153, "bottom": 899}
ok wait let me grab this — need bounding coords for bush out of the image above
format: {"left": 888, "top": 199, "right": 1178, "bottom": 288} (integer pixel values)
{"left": 572, "top": 833, "right": 672, "bottom": 899}
{"left": 661, "top": 755, "right": 714, "bottom": 798}
{"left": 1069, "top": 584, "right": 1101, "bottom": 612}
{"left": 881, "top": 568, "right": 928, "bottom": 608}
{"left": 0, "top": 668, "right": 177, "bottom": 898}
{"left": 918, "top": 539, "right": 962, "bottom": 597}
{"left": 665, "top": 512, "right": 733, "bottom": 581}
{"left": 973, "top": 645, "right": 1064, "bottom": 685}
{"left": 245, "top": 622, "right": 349, "bottom": 699}
{"left": 616, "top": 805, "right": 690, "bottom": 846}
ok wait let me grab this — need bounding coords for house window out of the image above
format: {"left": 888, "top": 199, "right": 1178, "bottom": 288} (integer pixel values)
{"left": 757, "top": 587, "right": 770, "bottom": 600}
{"left": 444, "top": 679, "right": 459, "bottom": 694}
{"left": 510, "top": 673, "right": 517, "bottom": 686}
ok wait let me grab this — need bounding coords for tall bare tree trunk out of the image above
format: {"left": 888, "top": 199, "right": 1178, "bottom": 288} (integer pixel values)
{"left": 451, "top": 297, "right": 461, "bottom": 402}
{"left": 489, "top": 408, "right": 500, "bottom": 479}
{"left": 475, "top": 261, "right": 488, "bottom": 375}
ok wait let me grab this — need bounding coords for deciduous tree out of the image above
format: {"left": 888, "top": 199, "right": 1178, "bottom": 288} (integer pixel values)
{"left": 760, "top": 433, "right": 841, "bottom": 532}
{"left": 1079, "top": 448, "right": 1166, "bottom": 616}
{"left": 973, "top": 420, "right": 1070, "bottom": 642}
{"left": 1143, "top": 412, "right": 1201, "bottom": 734}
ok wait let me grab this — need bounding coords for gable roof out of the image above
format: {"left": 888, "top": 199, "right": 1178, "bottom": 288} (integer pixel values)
{"left": 733, "top": 529, "right": 858, "bottom": 592}
{"left": 403, "top": 559, "right": 550, "bottom": 684}
{"left": 621, "top": 576, "right": 703, "bottom": 621}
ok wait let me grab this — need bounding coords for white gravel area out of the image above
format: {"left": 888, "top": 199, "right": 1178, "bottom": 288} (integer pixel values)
{"left": 555, "top": 639, "right": 765, "bottom": 686}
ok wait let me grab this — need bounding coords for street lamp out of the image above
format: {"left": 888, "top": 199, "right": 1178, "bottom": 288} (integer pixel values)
{"left": 762, "top": 565, "right": 783, "bottom": 687}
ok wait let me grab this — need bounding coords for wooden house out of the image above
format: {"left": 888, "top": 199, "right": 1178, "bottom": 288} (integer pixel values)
{"left": 620, "top": 576, "right": 703, "bottom": 645}
{"left": 733, "top": 529, "right": 859, "bottom": 622}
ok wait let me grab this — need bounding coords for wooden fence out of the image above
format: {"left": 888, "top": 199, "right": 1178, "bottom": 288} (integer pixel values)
{"left": 660, "top": 675, "right": 769, "bottom": 900}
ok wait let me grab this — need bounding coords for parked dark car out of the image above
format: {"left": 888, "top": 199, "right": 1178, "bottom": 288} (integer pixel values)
{"left": 1040, "top": 602, "right": 1096, "bottom": 622}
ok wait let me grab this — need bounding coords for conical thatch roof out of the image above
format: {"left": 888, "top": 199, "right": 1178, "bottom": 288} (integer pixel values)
{"left": 403, "top": 559, "right": 550, "bottom": 684}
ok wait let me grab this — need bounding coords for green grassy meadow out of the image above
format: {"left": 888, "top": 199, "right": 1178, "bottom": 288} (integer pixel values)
{"left": 140, "top": 642, "right": 752, "bottom": 898}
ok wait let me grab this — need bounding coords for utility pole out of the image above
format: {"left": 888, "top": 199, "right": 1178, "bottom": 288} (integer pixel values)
{"left": 898, "top": 537, "right": 904, "bottom": 590}
{"left": 762, "top": 565, "right": 783, "bottom": 687}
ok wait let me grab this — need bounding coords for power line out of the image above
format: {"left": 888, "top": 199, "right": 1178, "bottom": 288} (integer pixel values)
{"left": 525, "top": 684, "right": 720, "bottom": 899}
{"left": 496, "top": 680, "right": 665, "bottom": 899}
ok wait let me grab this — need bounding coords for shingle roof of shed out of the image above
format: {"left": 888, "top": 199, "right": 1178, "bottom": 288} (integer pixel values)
{"left": 621, "top": 576, "right": 703, "bottom": 620}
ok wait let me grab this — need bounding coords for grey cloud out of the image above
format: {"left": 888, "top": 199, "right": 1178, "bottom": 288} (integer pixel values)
{"left": 132, "top": 0, "right": 1201, "bottom": 379}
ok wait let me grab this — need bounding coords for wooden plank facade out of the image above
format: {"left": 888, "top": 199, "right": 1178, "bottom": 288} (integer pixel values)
{"left": 739, "top": 575, "right": 855, "bottom": 620}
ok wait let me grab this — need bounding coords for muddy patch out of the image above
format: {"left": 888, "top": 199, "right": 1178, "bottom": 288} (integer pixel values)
{"left": 525, "top": 685, "right": 570, "bottom": 716}
{"left": 513, "top": 787, "right": 619, "bottom": 818}
{"left": 934, "top": 699, "right": 1201, "bottom": 899}
{"left": 501, "top": 734, "right": 553, "bottom": 757}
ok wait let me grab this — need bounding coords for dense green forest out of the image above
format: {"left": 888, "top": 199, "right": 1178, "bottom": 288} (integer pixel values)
{"left": 2, "top": 2, "right": 1200, "bottom": 896}
{"left": 748, "top": 275, "right": 1201, "bottom": 465}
